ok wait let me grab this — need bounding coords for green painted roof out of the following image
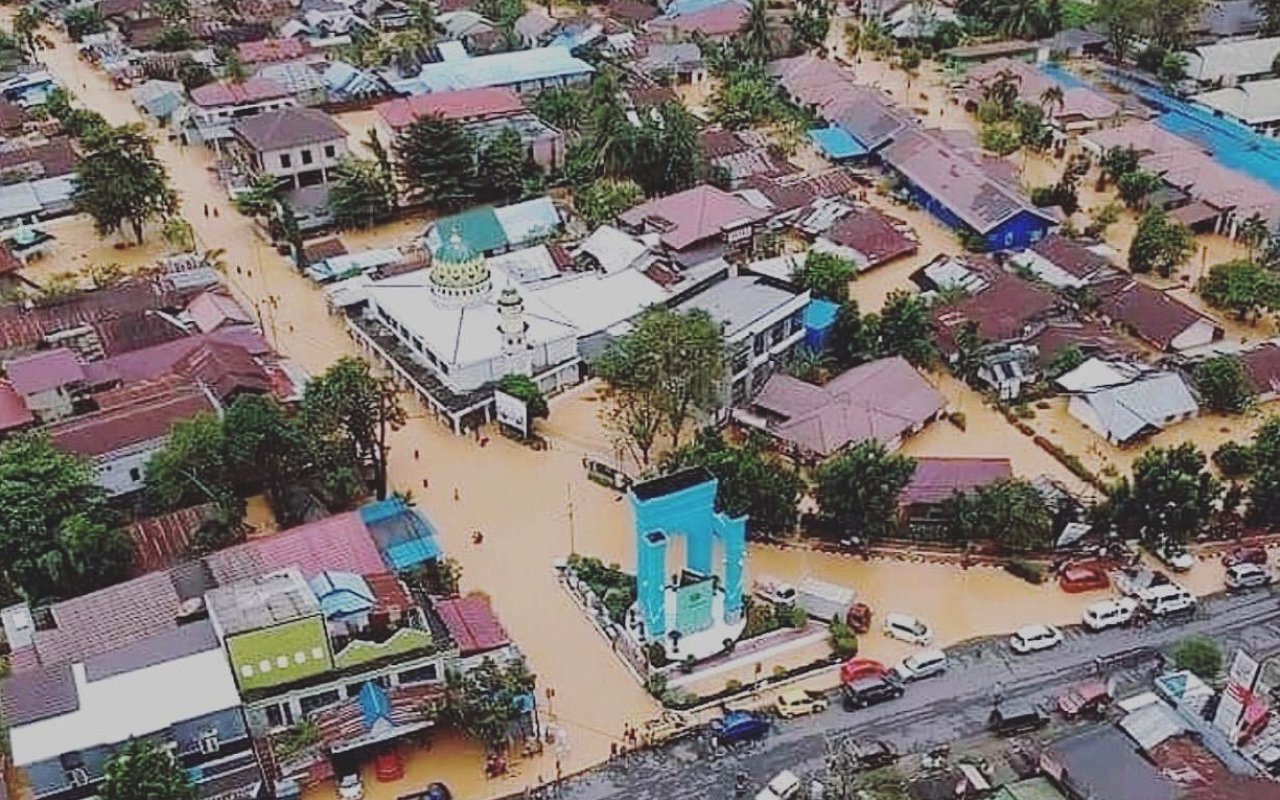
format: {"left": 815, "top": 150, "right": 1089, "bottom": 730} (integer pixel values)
{"left": 992, "top": 777, "right": 1066, "bottom": 800}
{"left": 435, "top": 205, "right": 506, "bottom": 254}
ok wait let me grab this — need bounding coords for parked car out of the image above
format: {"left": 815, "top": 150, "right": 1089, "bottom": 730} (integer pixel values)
{"left": 337, "top": 775, "right": 365, "bottom": 800}
{"left": 1155, "top": 545, "right": 1195, "bottom": 572}
{"left": 1116, "top": 566, "right": 1169, "bottom": 597}
{"left": 397, "top": 784, "right": 452, "bottom": 800}
{"left": 1137, "top": 583, "right": 1196, "bottom": 616}
{"left": 1009, "top": 624, "right": 1064, "bottom": 654}
{"left": 1058, "top": 561, "right": 1110, "bottom": 593}
{"left": 988, "top": 701, "right": 1048, "bottom": 736}
{"left": 1057, "top": 681, "right": 1110, "bottom": 718}
{"left": 755, "top": 770, "right": 802, "bottom": 800}
{"left": 842, "top": 739, "right": 899, "bottom": 770}
{"left": 1223, "top": 546, "right": 1268, "bottom": 568}
{"left": 841, "top": 675, "right": 905, "bottom": 710}
{"left": 893, "top": 648, "right": 948, "bottom": 682}
{"left": 840, "top": 657, "right": 888, "bottom": 685}
{"left": 775, "top": 688, "right": 829, "bottom": 718}
{"left": 710, "top": 711, "right": 771, "bottom": 745}
{"left": 1225, "top": 563, "right": 1272, "bottom": 591}
{"left": 883, "top": 613, "right": 933, "bottom": 645}
{"left": 640, "top": 710, "right": 698, "bottom": 745}
{"left": 1081, "top": 597, "right": 1138, "bottom": 631}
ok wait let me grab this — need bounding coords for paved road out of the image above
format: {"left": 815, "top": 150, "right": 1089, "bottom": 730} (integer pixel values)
{"left": 553, "top": 590, "right": 1280, "bottom": 800}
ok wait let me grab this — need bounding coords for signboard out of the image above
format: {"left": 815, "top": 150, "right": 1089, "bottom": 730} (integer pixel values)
{"left": 1213, "top": 649, "right": 1262, "bottom": 740}
{"left": 494, "top": 389, "right": 529, "bottom": 438}
{"left": 1228, "top": 649, "right": 1261, "bottom": 689}
{"left": 674, "top": 572, "right": 715, "bottom": 634}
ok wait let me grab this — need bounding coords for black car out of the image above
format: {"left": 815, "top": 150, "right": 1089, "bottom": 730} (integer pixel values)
{"left": 398, "top": 783, "right": 452, "bottom": 800}
{"left": 841, "top": 676, "right": 905, "bottom": 710}
{"left": 988, "top": 701, "right": 1049, "bottom": 736}
{"left": 844, "top": 738, "right": 899, "bottom": 770}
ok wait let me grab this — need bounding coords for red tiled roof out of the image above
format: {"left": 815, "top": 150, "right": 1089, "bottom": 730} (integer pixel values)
{"left": 608, "top": 0, "right": 659, "bottom": 21}
{"left": 172, "top": 340, "right": 272, "bottom": 398}
{"left": 434, "top": 593, "right": 510, "bottom": 655}
{"left": 0, "top": 381, "right": 33, "bottom": 431}
{"left": 81, "top": 327, "right": 269, "bottom": 386}
{"left": 619, "top": 184, "right": 767, "bottom": 251}
{"left": 1029, "top": 234, "right": 1114, "bottom": 280}
{"left": 0, "top": 278, "right": 177, "bottom": 353}
{"left": 48, "top": 385, "right": 215, "bottom": 458}
{"left": 128, "top": 504, "right": 216, "bottom": 575}
{"left": 1242, "top": 343, "right": 1280, "bottom": 396}
{"left": 932, "top": 271, "right": 1059, "bottom": 351}
{"left": 376, "top": 88, "right": 525, "bottom": 130}
{"left": 0, "top": 101, "right": 30, "bottom": 133}
{"left": 190, "top": 77, "right": 290, "bottom": 108}
{"left": 186, "top": 290, "right": 253, "bottom": 333}
{"left": 303, "top": 237, "right": 348, "bottom": 263}
{"left": 1097, "top": 281, "right": 1219, "bottom": 351}
{"left": 204, "top": 511, "right": 387, "bottom": 583}
{"left": 238, "top": 37, "right": 310, "bottom": 63}
{"left": 4, "top": 347, "right": 84, "bottom": 395}
{"left": 649, "top": 1, "right": 747, "bottom": 35}
{"left": 824, "top": 208, "right": 917, "bottom": 268}
{"left": 900, "top": 457, "right": 1012, "bottom": 506}
{"left": 0, "top": 138, "right": 77, "bottom": 178}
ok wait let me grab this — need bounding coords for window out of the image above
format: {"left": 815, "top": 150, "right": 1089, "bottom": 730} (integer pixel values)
{"left": 129, "top": 467, "right": 141, "bottom": 482}
{"left": 398, "top": 663, "right": 439, "bottom": 685}
{"left": 264, "top": 703, "right": 294, "bottom": 729}
{"left": 198, "top": 728, "right": 220, "bottom": 755}
{"left": 324, "top": 144, "right": 336, "bottom": 158}
{"left": 1003, "top": 231, "right": 1014, "bottom": 247}
{"left": 311, "top": 646, "right": 325, "bottom": 660}
{"left": 279, "top": 153, "right": 292, "bottom": 169}
{"left": 294, "top": 651, "right": 307, "bottom": 664}
{"left": 299, "top": 690, "right": 342, "bottom": 716}
{"left": 301, "top": 149, "right": 313, "bottom": 165}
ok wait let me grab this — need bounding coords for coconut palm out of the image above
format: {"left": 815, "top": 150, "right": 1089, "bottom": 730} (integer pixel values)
{"left": 981, "top": 68, "right": 1022, "bottom": 116}
{"left": 1039, "top": 85, "right": 1065, "bottom": 118}
{"left": 1238, "top": 214, "right": 1270, "bottom": 261}
{"left": 743, "top": 0, "right": 772, "bottom": 64}
{"left": 12, "top": 5, "right": 50, "bottom": 59}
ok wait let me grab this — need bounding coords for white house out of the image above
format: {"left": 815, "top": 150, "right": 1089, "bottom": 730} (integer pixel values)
{"left": 1065, "top": 370, "right": 1198, "bottom": 445}
{"left": 230, "top": 107, "right": 349, "bottom": 189}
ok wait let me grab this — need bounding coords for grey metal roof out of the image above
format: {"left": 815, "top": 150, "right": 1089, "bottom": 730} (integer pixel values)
{"left": 232, "top": 107, "right": 346, "bottom": 152}
{"left": 205, "top": 567, "right": 321, "bottom": 636}
{"left": 0, "top": 663, "right": 79, "bottom": 726}
{"left": 1049, "top": 726, "right": 1177, "bottom": 800}
{"left": 676, "top": 275, "right": 804, "bottom": 338}
{"left": 1081, "top": 371, "right": 1198, "bottom": 443}
{"left": 82, "top": 619, "right": 220, "bottom": 681}
{"left": 1120, "top": 703, "right": 1186, "bottom": 751}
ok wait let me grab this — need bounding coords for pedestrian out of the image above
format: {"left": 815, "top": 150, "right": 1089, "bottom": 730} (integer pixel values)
{"left": 454, "top": 487, "right": 460, "bottom": 501}
{"left": 610, "top": 742, "right": 618, "bottom": 760}
{"left": 203, "top": 204, "right": 209, "bottom": 217}
{"left": 213, "top": 207, "right": 219, "bottom": 217}
{"left": 414, "top": 449, "right": 420, "bottom": 460}
{"left": 422, "top": 478, "right": 428, "bottom": 489}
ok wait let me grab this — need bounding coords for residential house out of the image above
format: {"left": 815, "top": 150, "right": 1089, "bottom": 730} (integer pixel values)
{"left": 321, "top": 61, "right": 392, "bottom": 103}
{"left": 424, "top": 196, "right": 563, "bottom": 257}
{"left": 1038, "top": 28, "right": 1108, "bottom": 59}
{"left": 0, "top": 137, "right": 79, "bottom": 224}
{"left": 0, "top": 620, "right": 262, "bottom": 800}
{"left": 433, "top": 593, "right": 518, "bottom": 670}
{"left": 237, "top": 38, "right": 313, "bottom": 67}
{"left": 931, "top": 267, "right": 1061, "bottom": 356}
{"left": 1242, "top": 342, "right": 1280, "bottom": 401}
{"left": 618, "top": 184, "right": 769, "bottom": 266}
{"left": 737, "top": 169, "right": 865, "bottom": 229}
{"left": 882, "top": 129, "right": 1058, "bottom": 250}
{"left": 940, "top": 39, "right": 1043, "bottom": 66}
{"left": 0, "top": 381, "right": 34, "bottom": 434}
{"left": 1009, "top": 234, "right": 1120, "bottom": 289}
{"left": 675, "top": 274, "right": 811, "bottom": 406}
{"left": 230, "top": 107, "right": 349, "bottom": 190}
{"left": 129, "top": 79, "right": 184, "bottom": 122}
{"left": 899, "top": 457, "right": 1013, "bottom": 529}
{"left": 648, "top": 2, "right": 747, "bottom": 40}
{"left": 735, "top": 355, "right": 947, "bottom": 460}
{"left": 701, "top": 129, "right": 796, "bottom": 188}
{"left": 961, "top": 59, "right": 1122, "bottom": 134}
{"left": 607, "top": 0, "right": 660, "bottom": 24}
{"left": 812, "top": 206, "right": 918, "bottom": 271}
{"left": 3, "top": 347, "right": 85, "bottom": 422}
{"left": 1065, "top": 368, "right": 1198, "bottom": 444}
{"left": 1193, "top": 78, "right": 1280, "bottom": 138}
{"left": 514, "top": 9, "right": 559, "bottom": 46}
{"left": 1182, "top": 36, "right": 1280, "bottom": 89}
{"left": 255, "top": 62, "right": 329, "bottom": 107}
{"left": 362, "top": 0, "right": 413, "bottom": 30}
{"left": 375, "top": 88, "right": 565, "bottom": 169}
{"left": 396, "top": 46, "right": 594, "bottom": 94}
{"left": 1193, "top": 0, "right": 1263, "bottom": 41}
{"left": 183, "top": 77, "right": 296, "bottom": 147}
{"left": 637, "top": 41, "right": 706, "bottom": 86}
{"left": 1096, "top": 281, "right": 1223, "bottom": 352}
{"left": 1139, "top": 146, "right": 1280, "bottom": 233}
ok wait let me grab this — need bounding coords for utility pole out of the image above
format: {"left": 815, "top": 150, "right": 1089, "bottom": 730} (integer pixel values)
{"left": 567, "top": 482, "right": 576, "bottom": 556}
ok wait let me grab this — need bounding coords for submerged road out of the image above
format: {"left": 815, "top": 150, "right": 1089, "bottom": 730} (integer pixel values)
{"left": 555, "top": 590, "right": 1280, "bottom": 800}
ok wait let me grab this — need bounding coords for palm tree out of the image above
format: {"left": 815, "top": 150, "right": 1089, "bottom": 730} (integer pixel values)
{"left": 12, "top": 5, "right": 49, "bottom": 59}
{"left": 1238, "top": 214, "right": 1270, "bottom": 261}
{"left": 407, "top": 0, "right": 437, "bottom": 43}
{"left": 1039, "top": 85, "right": 1065, "bottom": 119}
{"left": 981, "top": 68, "right": 1022, "bottom": 116}
{"left": 993, "top": 0, "right": 1046, "bottom": 39}
{"left": 743, "top": 0, "right": 772, "bottom": 64}
{"left": 233, "top": 173, "right": 285, "bottom": 219}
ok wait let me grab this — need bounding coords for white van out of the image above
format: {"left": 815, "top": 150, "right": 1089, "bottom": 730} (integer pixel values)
{"left": 1137, "top": 584, "right": 1195, "bottom": 616}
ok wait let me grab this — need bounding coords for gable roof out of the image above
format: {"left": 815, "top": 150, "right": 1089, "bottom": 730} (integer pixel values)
{"left": 1185, "top": 36, "right": 1280, "bottom": 83}
{"left": 649, "top": 1, "right": 747, "bottom": 35}
{"left": 238, "top": 37, "right": 311, "bottom": 64}
{"left": 822, "top": 207, "right": 918, "bottom": 267}
{"left": 900, "top": 457, "right": 1013, "bottom": 506}
{"left": 752, "top": 356, "right": 945, "bottom": 456}
{"left": 434, "top": 593, "right": 510, "bottom": 655}
{"left": 203, "top": 511, "right": 387, "bottom": 584}
{"left": 47, "top": 384, "right": 215, "bottom": 459}
{"left": 1079, "top": 371, "right": 1198, "bottom": 443}
{"left": 932, "top": 271, "right": 1059, "bottom": 350}
{"left": 5, "top": 347, "right": 84, "bottom": 395}
{"left": 233, "top": 106, "right": 346, "bottom": 151}
{"left": 1027, "top": 234, "right": 1116, "bottom": 280}
{"left": 1241, "top": 342, "right": 1280, "bottom": 395}
{"left": 80, "top": 327, "right": 269, "bottom": 387}
{"left": 186, "top": 290, "right": 253, "bottom": 333}
{"left": 190, "top": 77, "right": 290, "bottom": 108}
{"left": 618, "top": 184, "right": 768, "bottom": 250}
{"left": 376, "top": 87, "right": 525, "bottom": 129}
{"left": 1097, "top": 281, "right": 1218, "bottom": 350}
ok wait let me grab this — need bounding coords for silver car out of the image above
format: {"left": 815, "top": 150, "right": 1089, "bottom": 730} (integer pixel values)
{"left": 1226, "top": 563, "right": 1272, "bottom": 590}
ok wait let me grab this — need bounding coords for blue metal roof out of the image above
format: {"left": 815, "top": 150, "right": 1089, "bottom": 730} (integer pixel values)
{"left": 360, "top": 498, "right": 445, "bottom": 571}
{"left": 358, "top": 681, "right": 392, "bottom": 730}
{"left": 309, "top": 571, "right": 375, "bottom": 620}
{"left": 808, "top": 126, "right": 868, "bottom": 160}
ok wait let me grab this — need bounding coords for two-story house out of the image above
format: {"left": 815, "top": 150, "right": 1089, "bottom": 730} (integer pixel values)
{"left": 183, "top": 78, "right": 297, "bottom": 149}
{"left": 3, "top": 347, "right": 85, "bottom": 422}
{"left": 230, "top": 107, "right": 349, "bottom": 191}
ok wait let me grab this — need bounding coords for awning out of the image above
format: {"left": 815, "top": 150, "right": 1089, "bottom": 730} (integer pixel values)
{"left": 1168, "top": 200, "right": 1220, "bottom": 228}
{"left": 808, "top": 126, "right": 868, "bottom": 160}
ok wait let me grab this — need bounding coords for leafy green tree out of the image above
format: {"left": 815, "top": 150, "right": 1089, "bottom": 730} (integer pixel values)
{"left": 1116, "top": 169, "right": 1162, "bottom": 208}
{"left": 1095, "top": 0, "right": 1147, "bottom": 63}
{"left": 828, "top": 299, "right": 880, "bottom": 368}
{"left": 794, "top": 250, "right": 857, "bottom": 303}
{"left": 595, "top": 308, "right": 725, "bottom": 451}
{"left": 1246, "top": 416, "right": 1280, "bottom": 527}
{"left": 813, "top": 441, "right": 916, "bottom": 540}
{"left": 496, "top": 373, "right": 549, "bottom": 419}
{"left": 152, "top": 0, "right": 191, "bottom": 23}
{"left": 1213, "top": 441, "right": 1255, "bottom": 479}
{"left": 1195, "top": 355, "right": 1255, "bottom": 414}
{"left": 1046, "top": 344, "right": 1086, "bottom": 377}
{"left": 303, "top": 357, "right": 406, "bottom": 501}
{"left": 223, "top": 395, "right": 310, "bottom": 526}
{"left": 233, "top": 173, "right": 283, "bottom": 219}
{"left": 0, "top": 433, "right": 132, "bottom": 601}
{"left": 407, "top": 0, "right": 437, "bottom": 41}
{"left": 13, "top": 5, "right": 48, "bottom": 58}
{"left": 102, "top": 739, "right": 197, "bottom": 800}
{"left": 1173, "top": 635, "right": 1222, "bottom": 680}
{"left": 1099, "top": 145, "right": 1140, "bottom": 187}
{"left": 152, "top": 26, "right": 196, "bottom": 52}
{"left": 63, "top": 6, "right": 106, "bottom": 40}
{"left": 1129, "top": 208, "right": 1193, "bottom": 277}
{"left": 878, "top": 290, "right": 936, "bottom": 367}
{"left": 632, "top": 101, "right": 704, "bottom": 196}
{"left": 579, "top": 68, "right": 634, "bottom": 181}
{"left": 1011, "top": 101, "right": 1051, "bottom": 150}
{"left": 328, "top": 157, "right": 396, "bottom": 229}
{"left": 1102, "top": 443, "right": 1220, "bottom": 546}
{"left": 662, "top": 429, "right": 804, "bottom": 537}
{"left": 712, "top": 72, "right": 787, "bottom": 130}
{"left": 393, "top": 114, "right": 478, "bottom": 210}
{"left": 74, "top": 124, "right": 176, "bottom": 244}
{"left": 441, "top": 657, "right": 536, "bottom": 751}
{"left": 477, "top": 128, "right": 535, "bottom": 203}
{"left": 941, "top": 479, "right": 1053, "bottom": 551}
{"left": 576, "top": 178, "right": 643, "bottom": 227}
{"left": 793, "top": 0, "right": 831, "bottom": 49}
{"left": 1199, "top": 259, "right": 1280, "bottom": 320}
{"left": 979, "top": 122, "right": 1020, "bottom": 155}
{"left": 533, "top": 86, "right": 586, "bottom": 131}
{"left": 144, "top": 413, "right": 234, "bottom": 512}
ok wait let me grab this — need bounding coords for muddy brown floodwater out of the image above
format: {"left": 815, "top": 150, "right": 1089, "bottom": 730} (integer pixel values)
{"left": 10, "top": 17, "right": 1237, "bottom": 800}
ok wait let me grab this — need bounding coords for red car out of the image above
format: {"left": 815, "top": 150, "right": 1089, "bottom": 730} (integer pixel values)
{"left": 841, "top": 657, "right": 888, "bottom": 684}
{"left": 1058, "top": 562, "right": 1110, "bottom": 594}
{"left": 375, "top": 751, "right": 405, "bottom": 782}
{"left": 1223, "top": 546, "right": 1268, "bottom": 568}
{"left": 1057, "top": 681, "right": 1110, "bottom": 718}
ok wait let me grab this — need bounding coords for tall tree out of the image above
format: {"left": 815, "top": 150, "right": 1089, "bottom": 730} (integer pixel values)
{"left": 1260, "top": 0, "right": 1280, "bottom": 35}
{"left": 303, "top": 357, "right": 406, "bottom": 500}
{"left": 407, "top": 0, "right": 437, "bottom": 44}
{"left": 1199, "top": 259, "right": 1280, "bottom": 320}
{"left": 794, "top": 250, "right": 857, "bottom": 302}
{"left": 1095, "top": 0, "right": 1147, "bottom": 63}
{"left": 829, "top": 299, "right": 881, "bottom": 368}
{"left": 1247, "top": 416, "right": 1280, "bottom": 526}
{"left": 328, "top": 157, "right": 396, "bottom": 229}
{"left": 152, "top": 0, "right": 191, "bottom": 23}
{"left": 633, "top": 101, "right": 705, "bottom": 196}
{"left": 942, "top": 479, "right": 1054, "bottom": 551}
{"left": 477, "top": 127, "right": 534, "bottom": 203}
{"left": 580, "top": 69, "right": 634, "bottom": 180}
{"left": 878, "top": 290, "right": 936, "bottom": 366}
{"left": 441, "top": 658, "right": 536, "bottom": 752}
{"left": 144, "top": 413, "right": 234, "bottom": 512}
{"left": 73, "top": 124, "right": 177, "bottom": 244}
{"left": 1195, "top": 355, "right": 1256, "bottom": 414}
{"left": 365, "top": 127, "right": 396, "bottom": 197}
{"left": 101, "top": 739, "right": 197, "bottom": 800}
{"left": 393, "top": 114, "right": 478, "bottom": 210}
{"left": 223, "top": 395, "right": 311, "bottom": 526}
{"left": 712, "top": 71, "right": 788, "bottom": 130}
{"left": 813, "top": 441, "right": 916, "bottom": 540}
{"left": 1129, "top": 208, "right": 1193, "bottom": 277}
{"left": 576, "top": 178, "right": 643, "bottom": 227}
{"left": 533, "top": 87, "right": 587, "bottom": 132}
{"left": 1101, "top": 443, "right": 1220, "bottom": 547}
{"left": 13, "top": 5, "right": 48, "bottom": 58}
{"left": 743, "top": 0, "right": 773, "bottom": 63}
{"left": 596, "top": 307, "right": 725, "bottom": 451}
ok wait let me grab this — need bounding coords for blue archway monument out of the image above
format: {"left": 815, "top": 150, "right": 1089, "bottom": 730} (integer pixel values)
{"left": 629, "top": 468, "right": 747, "bottom": 659}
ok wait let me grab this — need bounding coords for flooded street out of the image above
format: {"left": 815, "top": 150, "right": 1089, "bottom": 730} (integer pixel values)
{"left": 10, "top": 19, "right": 1240, "bottom": 800}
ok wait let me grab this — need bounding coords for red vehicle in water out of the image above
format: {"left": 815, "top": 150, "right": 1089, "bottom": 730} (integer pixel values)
{"left": 375, "top": 751, "right": 405, "bottom": 782}
{"left": 1057, "top": 681, "right": 1110, "bottom": 718}
{"left": 1223, "top": 546, "right": 1268, "bottom": 568}
{"left": 1058, "top": 560, "right": 1110, "bottom": 593}
{"left": 841, "top": 657, "right": 888, "bottom": 684}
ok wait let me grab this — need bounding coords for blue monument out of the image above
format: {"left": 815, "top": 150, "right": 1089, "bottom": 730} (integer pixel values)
{"left": 628, "top": 468, "right": 747, "bottom": 657}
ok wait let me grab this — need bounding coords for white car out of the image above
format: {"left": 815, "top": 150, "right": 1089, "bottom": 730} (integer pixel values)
{"left": 755, "top": 769, "right": 802, "bottom": 800}
{"left": 1225, "top": 563, "right": 1272, "bottom": 591}
{"left": 1009, "top": 624, "right": 1064, "bottom": 654}
{"left": 883, "top": 613, "right": 933, "bottom": 645}
{"left": 337, "top": 775, "right": 365, "bottom": 800}
{"left": 1081, "top": 598, "right": 1138, "bottom": 631}
{"left": 894, "top": 648, "right": 948, "bottom": 681}
{"left": 1156, "top": 545, "right": 1195, "bottom": 572}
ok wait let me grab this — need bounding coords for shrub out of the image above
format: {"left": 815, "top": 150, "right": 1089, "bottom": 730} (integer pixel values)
{"left": 725, "top": 679, "right": 744, "bottom": 692}
{"left": 828, "top": 621, "right": 859, "bottom": 658}
{"left": 1213, "top": 441, "right": 1256, "bottom": 479}
{"left": 645, "top": 673, "right": 668, "bottom": 698}
{"left": 646, "top": 641, "right": 670, "bottom": 668}
{"left": 1173, "top": 635, "right": 1223, "bottom": 680}
{"left": 1004, "top": 558, "right": 1045, "bottom": 584}
{"left": 785, "top": 605, "right": 809, "bottom": 628}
